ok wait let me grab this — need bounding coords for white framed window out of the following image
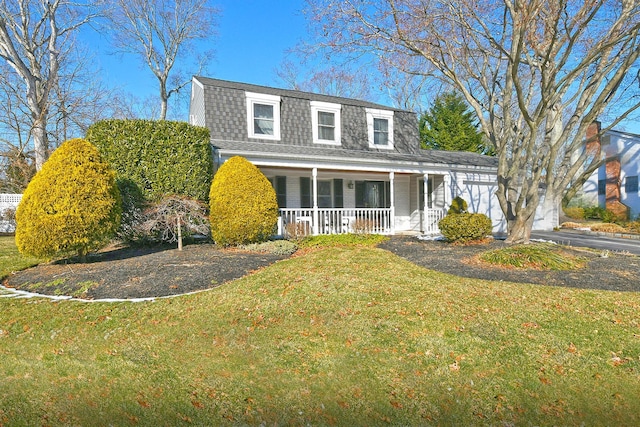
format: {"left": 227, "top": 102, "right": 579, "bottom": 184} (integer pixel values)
{"left": 246, "top": 92, "right": 281, "bottom": 140}
{"left": 366, "top": 108, "right": 394, "bottom": 149}
{"left": 310, "top": 101, "right": 341, "bottom": 145}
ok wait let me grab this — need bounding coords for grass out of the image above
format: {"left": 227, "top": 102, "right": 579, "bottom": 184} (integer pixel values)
{"left": 20, "top": 279, "right": 97, "bottom": 298}
{"left": 0, "top": 236, "right": 42, "bottom": 280}
{"left": 298, "top": 233, "right": 388, "bottom": 248}
{"left": 479, "top": 243, "right": 586, "bottom": 270}
{"left": 1, "top": 236, "right": 640, "bottom": 425}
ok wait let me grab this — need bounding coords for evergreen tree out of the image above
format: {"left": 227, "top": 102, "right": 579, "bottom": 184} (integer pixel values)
{"left": 209, "top": 156, "right": 278, "bottom": 246}
{"left": 15, "top": 138, "right": 121, "bottom": 260}
{"left": 420, "top": 92, "right": 491, "bottom": 154}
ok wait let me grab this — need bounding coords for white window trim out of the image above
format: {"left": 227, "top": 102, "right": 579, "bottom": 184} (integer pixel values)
{"left": 366, "top": 108, "right": 394, "bottom": 150}
{"left": 246, "top": 91, "right": 281, "bottom": 141}
{"left": 310, "top": 101, "right": 342, "bottom": 145}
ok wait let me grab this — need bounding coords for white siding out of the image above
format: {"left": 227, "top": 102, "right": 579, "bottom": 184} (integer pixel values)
{"left": 189, "top": 78, "right": 206, "bottom": 127}
{"left": 455, "top": 171, "right": 507, "bottom": 233}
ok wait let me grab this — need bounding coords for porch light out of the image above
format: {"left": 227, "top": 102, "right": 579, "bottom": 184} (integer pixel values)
{"left": 347, "top": 180, "right": 354, "bottom": 189}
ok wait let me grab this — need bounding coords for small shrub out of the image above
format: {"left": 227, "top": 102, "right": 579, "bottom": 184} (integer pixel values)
{"left": 563, "top": 206, "right": 585, "bottom": 220}
{"left": 209, "top": 156, "right": 278, "bottom": 246}
{"left": 284, "top": 221, "right": 310, "bottom": 241}
{"left": 15, "top": 138, "right": 121, "bottom": 260}
{"left": 480, "top": 243, "right": 585, "bottom": 270}
{"left": 352, "top": 219, "right": 377, "bottom": 234}
{"left": 583, "top": 206, "right": 616, "bottom": 223}
{"left": 560, "top": 222, "right": 586, "bottom": 229}
{"left": 240, "top": 240, "right": 298, "bottom": 256}
{"left": 626, "top": 221, "right": 640, "bottom": 233}
{"left": 438, "top": 213, "right": 492, "bottom": 243}
{"left": 590, "top": 223, "right": 627, "bottom": 233}
{"left": 447, "top": 196, "right": 468, "bottom": 214}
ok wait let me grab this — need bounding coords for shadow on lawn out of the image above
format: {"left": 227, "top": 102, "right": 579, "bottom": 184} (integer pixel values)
{"left": 53, "top": 243, "right": 183, "bottom": 265}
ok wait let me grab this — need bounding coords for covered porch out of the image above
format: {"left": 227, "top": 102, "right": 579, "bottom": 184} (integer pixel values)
{"left": 262, "top": 166, "right": 450, "bottom": 237}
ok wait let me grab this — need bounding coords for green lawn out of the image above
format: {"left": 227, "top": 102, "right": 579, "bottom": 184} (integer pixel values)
{"left": 1, "top": 236, "right": 640, "bottom": 425}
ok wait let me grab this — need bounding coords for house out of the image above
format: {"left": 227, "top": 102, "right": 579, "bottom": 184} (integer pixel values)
{"left": 189, "top": 76, "right": 514, "bottom": 236}
{"left": 581, "top": 126, "right": 640, "bottom": 219}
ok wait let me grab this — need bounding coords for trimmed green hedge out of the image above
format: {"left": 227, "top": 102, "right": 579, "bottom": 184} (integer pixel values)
{"left": 86, "top": 120, "right": 213, "bottom": 201}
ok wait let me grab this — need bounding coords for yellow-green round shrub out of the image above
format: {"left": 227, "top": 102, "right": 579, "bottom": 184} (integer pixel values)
{"left": 563, "top": 206, "right": 585, "bottom": 220}
{"left": 209, "top": 156, "right": 278, "bottom": 246}
{"left": 16, "top": 138, "right": 121, "bottom": 259}
{"left": 438, "top": 213, "right": 492, "bottom": 243}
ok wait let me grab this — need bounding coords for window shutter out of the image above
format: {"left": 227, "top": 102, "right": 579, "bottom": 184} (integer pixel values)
{"left": 385, "top": 181, "right": 391, "bottom": 208}
{"left": 355, "top": 181, "right": 366, "bottom": 208}
{"left": 300, "top": 177, "right": 312, "bottom": 208}
{"left": 626, "top": 176, "right": 639, "bottom": 193}
{"left": 598, "top": 180, "right": 606, "bottom": 195}
{"left": 276, "top": 176, "right": 287, "bottom": 207}
{"left": 333, "top": 179, "right": 344, "bottom": 208}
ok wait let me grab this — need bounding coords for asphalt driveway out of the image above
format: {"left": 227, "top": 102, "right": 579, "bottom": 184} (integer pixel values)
{"left": 531, "top": 230, "right": 640, "bottom": 255}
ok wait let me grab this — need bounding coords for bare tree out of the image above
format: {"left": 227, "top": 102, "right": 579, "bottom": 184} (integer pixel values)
{"left": 305, "top": 0, "right": 640, "bottom": 243}
{"left": 0, "top": 0, "right": 100, "bottom": 170}
{"left": 277, "top": 60, "right": 374, "bottom": 101}
{"left": 138, "top": 195, "right": 209, "bottom": 250}
{"left": 106, "top": 0, "right": 219, "bottom": 120}
{"left": 0, "top": 41, "right": 132, "bottom": 188}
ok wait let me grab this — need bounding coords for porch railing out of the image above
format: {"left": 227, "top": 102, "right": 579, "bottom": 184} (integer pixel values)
{"left": 278, "top": 208, "right": 392, "bottom": 236}
{"left": 423, "top": 208, "right": 446, "bottom": 234}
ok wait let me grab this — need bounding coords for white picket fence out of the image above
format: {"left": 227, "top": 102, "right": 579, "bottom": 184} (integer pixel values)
{"left": 0, "top": 194, "right": 22, "bottom": 233}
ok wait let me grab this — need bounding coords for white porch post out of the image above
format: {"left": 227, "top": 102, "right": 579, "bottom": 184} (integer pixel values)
{"left": 423, "top": 173, "right": 429, "bottom": 233}
{"left": 444, "top": 174, "right": 451, "bottom": 208}
{"left": 312, "top": 168, "right": 319, "bottom": 235}
{"left": 389, "top": 172, "right": 395, "bottom": 234}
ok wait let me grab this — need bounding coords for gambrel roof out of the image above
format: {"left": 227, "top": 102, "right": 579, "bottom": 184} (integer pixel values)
{"left": 193, "top": 76, "right": 498, "bottom": 172}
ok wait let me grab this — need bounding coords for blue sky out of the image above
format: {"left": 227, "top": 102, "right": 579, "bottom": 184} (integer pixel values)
{"left": 83, "top": 1, "right": 640, "bottom": 134}
{"left": 88, "top": 0, "right": 307, "bottom": 116}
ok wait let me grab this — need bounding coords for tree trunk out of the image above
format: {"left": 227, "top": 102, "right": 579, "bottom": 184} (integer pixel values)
{"left": 32, "top": 119, "right": 49, "bottom": 171}
{"left": 160, "top": 96, "right": 168, "bottom": 121}
{"left": 505, "top": 214, "right": 534, "bottom": 244}
{"left": 504, "top": 192, "right": 539, "bottom": 244}
{"left": 159, "top": 80, "right": 168, "bottom": 120}
{"left": 177, "top": 216, "right": 182, "bottom": 251}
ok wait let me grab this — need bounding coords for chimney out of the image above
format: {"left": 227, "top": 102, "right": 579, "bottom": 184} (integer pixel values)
{"left": 585, "top": 121, "right": 601, "bottom": 157}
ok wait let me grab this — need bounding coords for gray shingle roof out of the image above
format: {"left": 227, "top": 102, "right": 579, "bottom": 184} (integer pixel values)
{"left": 194, "top": 76, "right": 412, "bottom": 113}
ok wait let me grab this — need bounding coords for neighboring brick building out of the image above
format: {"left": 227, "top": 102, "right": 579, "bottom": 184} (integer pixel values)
{"left": 582, "top": 127, "right": 640, "bottom": 219}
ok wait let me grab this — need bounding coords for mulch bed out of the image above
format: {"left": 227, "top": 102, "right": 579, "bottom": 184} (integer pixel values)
{"left": 378, "top": 236, "right": 640, "bottom": 292}
{"left": 3, "top": 243, "right": 288, "bottom": 300}
{"left": 4, "top": 236, "right": 640, "bottom": 300}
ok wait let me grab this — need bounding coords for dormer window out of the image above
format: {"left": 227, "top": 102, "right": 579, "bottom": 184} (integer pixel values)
{"left": 366, "top": 108, "right": 394, "bottom": 149}
{"left": 246, "top": 92, "right": 281, "bottom": 140}
{"left": 311, "top": 101, "right": 341, "bottom": 145}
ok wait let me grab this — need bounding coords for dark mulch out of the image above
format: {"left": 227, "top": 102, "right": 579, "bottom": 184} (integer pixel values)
{"left": 4, "top": 243, "right": 288, "bottom": 300}
{"left": 378, "top": 235, "right": 640, "bottom": 292}
{"left": 4, "top": 236, "right": 640, "bottom": 300}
